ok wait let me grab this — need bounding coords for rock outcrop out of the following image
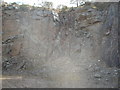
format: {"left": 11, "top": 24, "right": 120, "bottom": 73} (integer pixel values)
{"left": 2, "top": 2, "right": 119, "bottom": 88}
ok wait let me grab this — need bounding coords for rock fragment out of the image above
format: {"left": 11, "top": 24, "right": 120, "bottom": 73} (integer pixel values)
{"left": 94, "top": 73, "right": 102, "bottom": 78}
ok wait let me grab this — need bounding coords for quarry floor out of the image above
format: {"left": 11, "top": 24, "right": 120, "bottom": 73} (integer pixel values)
{"left": 2, "top": 56, "right": 119, "bottom": 88}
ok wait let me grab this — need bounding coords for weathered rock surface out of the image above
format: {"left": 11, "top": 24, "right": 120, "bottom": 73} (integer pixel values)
{"left": 2, "top": 2, "right": 119, "bottom": 88}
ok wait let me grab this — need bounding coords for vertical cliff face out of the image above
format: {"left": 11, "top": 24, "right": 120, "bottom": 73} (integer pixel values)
{"left": 99, "top": 3, "right": 119, "bottom": 67}
{"left": 2, "top": 8, "right": 57, "bottom": 69}
{"left": 2, "top": 3, "right": 119, "bottom": 68}
{"left": 2, "top": 2, "right": 119, "bottom": 88}
{"left": 58, "top": 2, "right": 119, "bottom": 67}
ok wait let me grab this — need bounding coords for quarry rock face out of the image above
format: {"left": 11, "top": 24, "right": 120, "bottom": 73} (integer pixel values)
{"left": 2, "top": 3, "right": 119, "bottom": 88}
{"left": 2, "top": 9, "right": 56, "bottom": 64}
{"left": 0, "top": 5, "right": 2, "bottom": 89}
{"left": 99, "top": 3, "right": 119, "bottom": 67}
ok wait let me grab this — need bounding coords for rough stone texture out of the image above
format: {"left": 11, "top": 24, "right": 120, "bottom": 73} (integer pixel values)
{"left": 2, "top": 2, "right": 119, "bottom": 88}
{"left": 0, "top": 4, "right": 2, "bottom": 89}
{"left": 99, "top": 3, "right": 119, "bottom": 67}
